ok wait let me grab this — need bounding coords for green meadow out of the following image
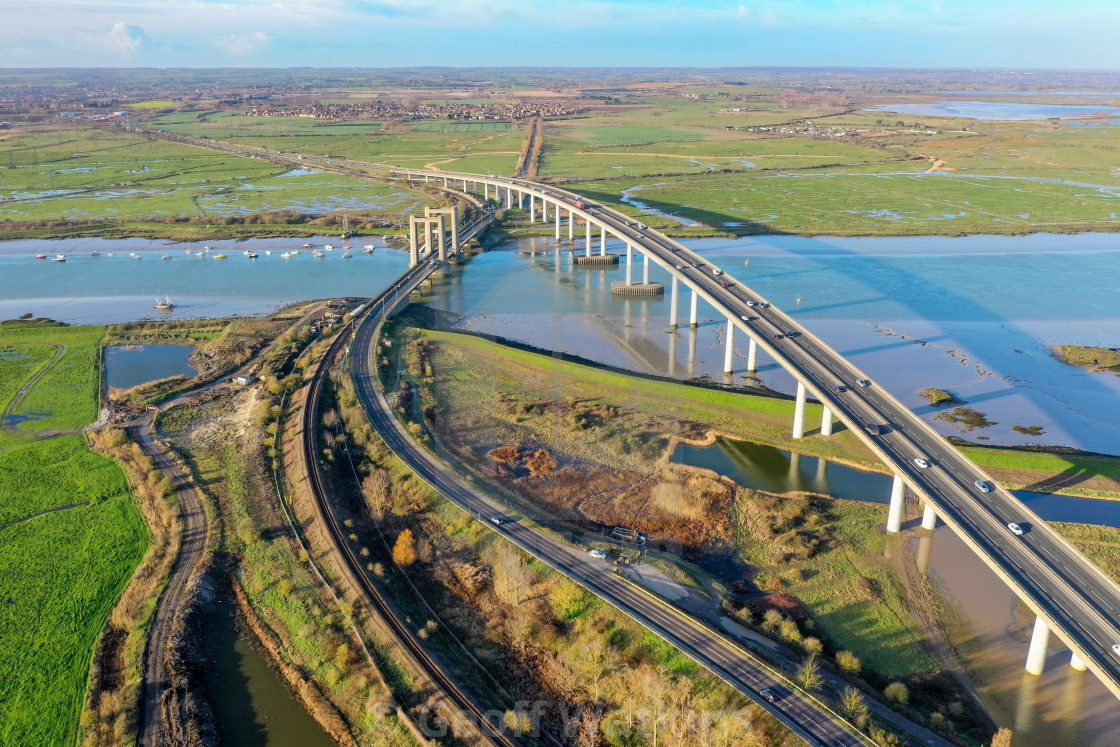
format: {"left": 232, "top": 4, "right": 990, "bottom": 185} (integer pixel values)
{"left": 0, "top": 324, "right": 148, "bottom": 746}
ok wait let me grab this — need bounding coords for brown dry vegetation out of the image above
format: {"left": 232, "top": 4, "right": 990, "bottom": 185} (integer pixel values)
{"left": 326, "top": 367, "right": 795, "bottom": 747}
{"left": 81, "top": 427, "right": 181, "bottom": 747}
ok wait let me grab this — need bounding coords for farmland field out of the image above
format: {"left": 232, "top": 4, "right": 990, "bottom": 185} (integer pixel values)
{"left": 0, "top": 323, "right": 148, "bottom": 746}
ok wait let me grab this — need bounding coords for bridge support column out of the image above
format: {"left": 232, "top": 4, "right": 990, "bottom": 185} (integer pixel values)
{"left": 483, "top": 183, "right": 488, "bottom": 200}
{"left": 747, "top": 337, "right": 757, "bottom": 372}
{"left": 600, "top": 227, "right": 607, "bottom": 256}
{"left": 643, "top": 252, "right": 650, "bottom": 284}
{"left": 887, "top": 474, "right": 905, "bottom": 532}
{"left": 408, "top": 216, "right": 419, "bottom": 267}
{"left": 626, "top": 244, "right": 633, "bottom": 285}
{"left": 555, "top": 209, "right": 561, "bottom": 241}
{"left": 568, "top": 209, "right": 574, "bottom": 242}
{"left": 506, "top": 188, "right": 512, "bottom": 210}
{"left": 792, "top": 381, "right": 807, "bottom": 438}
{"left": 669, "top": 276, "right": 679, "bottom": 328}
{"left": 820, "top": 406, "right": 834, "bottom": 436}
{"left": 529, "top": 194, "right": 536, "bottom": 222}
{"left": 724, "top": 320, "right": 735, "bottom": 374}
{"left": 688, "top": 327, "right": 697, "bottom": 377}
{"left": 436, "top": 214, "right": 447, "bottom": 262}
{"left": 1026, "top": 616, "right": 1050, "bottom": 675}
{"left": 921, "top": 502, "right": 937, "bottom": 531}
{"left": 542, "top": 200, "right": 548, "bottom": 222}
{"left": 1070, "top": 652, "right": 1088, "bottom": 672}
{"left": 584, "top": 221, "right": 592, "bottom": 257}
{"left": 689, "top": 289, "right": 698, "bottom": 327}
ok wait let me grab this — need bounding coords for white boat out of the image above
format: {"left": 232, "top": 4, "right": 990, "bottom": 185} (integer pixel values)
{"left": 301, "top": 242, "right": 314, "bottom": 248}
{"left": 265, "top": 250, "right": 272, "bottom": 255}
{"left": 312, "top": 250, "right": 325, "bottom": 258}
{"left": 246, "top": 251, "right": 258, "bottom": 259}
{"left": 363, "top": 244, "right": 375, "bottom": 251}
{"left": 89, "top": 251, "right": 100, "bottom": 257}
{"left": 203, "top": 245, "right": 212, "bottom": 252}
{"left": 107, "top": 252, "right": 115, "bottom": 257}
{"left": 161, "top": 254, "right": 172, "bottom": 260}
{"left": 342, "top": 252, "right": 352, "bottom": 259}
{"left": 129, "top": 252, "right": 140, "bottom": 259}
{"left": 362, "top": 246, "right": 375, "bottom": 254}
{"left": 52, "top": 253, "right": 66, "bottom": 262}
{"left": 280, "top": 251, "right": 292, "bottom": 259}
{"left": 323, "top": 244, "right": 334, "bottom": 250}
{"left": 154, "top": 295, "right": 175, "bottom": 310}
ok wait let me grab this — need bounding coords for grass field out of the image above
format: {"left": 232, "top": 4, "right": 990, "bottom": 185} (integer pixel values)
{"left": 0, "top": 324, "right": 104, "bottom": 442}
{"left": 412, "top": 327, "right": 935, "bottom": 677}
{"left": 0, "top": 128, "right": 433, "bottom": 223}
{"left": 0, "top": 324, "right": 148, "bottom": 747}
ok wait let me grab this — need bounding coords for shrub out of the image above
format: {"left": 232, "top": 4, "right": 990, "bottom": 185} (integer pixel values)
{"left": 836, "top": 650, "right": 861, "bottom": 675}
{"left": 884, "top": 681, "right": 909, "bottom": 705}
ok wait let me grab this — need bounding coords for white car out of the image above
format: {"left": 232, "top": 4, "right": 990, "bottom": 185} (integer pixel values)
{"left": 712, "top": 268, "right": 723, "bottom": 276}
{"left": 1112, "top": 643, "right": 1120, "bottom": 657}
{"left": 1007, "top": 522, "right": 1025, "bottom": 536}
{"left": 589, "top": 549, "right": 607, "bottom": 559}
{"left": 675, "top": 264, "right": 685, "bottom": 270}
{"left": 974, "top": 480, "right": 992, "bottom": 493}
{"left": 740, "top": 315, "right": 752, "bottom": 321}
{"left": 914, "top": 458, "right": 930, "bottom": 469}
{"left": 856, "top": 379, "right": 871, "bottom": 387}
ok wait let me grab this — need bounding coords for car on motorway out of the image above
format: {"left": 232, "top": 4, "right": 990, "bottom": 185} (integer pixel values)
{"left": 1008, "top": 522, "right": 1025, "bottom": 536}
{"left": 975, "top": 480, "right": 993, "bottom": 493}
{"left": 914, "top": 457, "right": 931, "bottom": 469}
{"left": 856, "top": 379, "right": 871, "bottom": 387}
{"left": 1112, "top": 643, "right": 1120, "bottom": 656}
{"left": 691, "top": 261, "right": 700, "bottom": 267}
{"left": 720, "top": 282, "right": 730, "bottom": 288}
{"left": 490, "top": 516, "right": 505, "bottom": 525}
{"left": 589, "top": 549, "right": 607, "bottom": 559}
{"left": 834, "top": 384, "right": 847, "bottom": 392}
{"left": 712, "top": 268, "right": 723, "bottom": 276}
{"left": 745, "top": 301, "right": 756, "bottom": 307}
{"left": 636, "top": 223, "right": 647, "bottom": 230}
{"left": 759, "top": 688, "right": 778, "bottom": 703}
{"left": 675, "top": 264, "right": 685, "bottom": 270}
{"left": 773, "top": 333, "right": 784, "bottom": 339}
{"left": 740, "top": 315, "right": 754, "bottom": 321}
{"left": 757, "top": 302, "right": 770, "bottom": 308}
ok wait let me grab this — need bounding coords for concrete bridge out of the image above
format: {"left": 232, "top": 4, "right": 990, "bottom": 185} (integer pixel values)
{"left": 393, "top": 168, "right": 1120, "bottom": 704}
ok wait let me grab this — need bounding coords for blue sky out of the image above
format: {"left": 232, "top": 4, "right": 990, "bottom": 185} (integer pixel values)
{"left": 2, "top": 0, "right": 1118, "bottom": 69}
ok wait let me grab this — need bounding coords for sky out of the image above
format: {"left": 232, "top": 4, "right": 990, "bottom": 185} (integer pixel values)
{"left": 2, "top": 0, "right": 1119, "bottom": 70}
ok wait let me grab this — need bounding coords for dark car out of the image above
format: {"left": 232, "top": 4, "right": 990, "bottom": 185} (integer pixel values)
{"left": 720, "top": 282, "right": 730, "bottom": 288}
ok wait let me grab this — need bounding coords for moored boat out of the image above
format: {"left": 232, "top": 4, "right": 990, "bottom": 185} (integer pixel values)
{"left": 161, "top": 254, "right": 172, "bottom": 260}
{"left": 35, "top": 253, "right": 47, "bottom": 259}
{"left": 246, "top": 251, "right": 258, "bottom": 259}
{"left": 154, "top": 295, "right": 175, "bottom": 310}
{"left": 212, "top": 253, "right": 228, "bottom": 259}
{"left": 312, "top": 249, "right": 325, "bottom": 258}
{"left": 89, "top": 251, "right": 100, "bottom": 257}
{"left": 52, "top": 253, "right": 66, "bottom": 262}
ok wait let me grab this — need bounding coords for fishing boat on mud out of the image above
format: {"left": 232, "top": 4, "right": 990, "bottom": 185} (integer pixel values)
{"left": 154, "top": 295, "right": 175, "bottom": 310}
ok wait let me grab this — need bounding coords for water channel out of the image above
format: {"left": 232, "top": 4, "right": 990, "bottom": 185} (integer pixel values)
{"left": 5, "top": 229, "right": 1120, "bottom": 743}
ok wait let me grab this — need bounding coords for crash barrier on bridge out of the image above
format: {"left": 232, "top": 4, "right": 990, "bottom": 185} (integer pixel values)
{"left": 611, "top": 280, "right": 664, "bottom": 296}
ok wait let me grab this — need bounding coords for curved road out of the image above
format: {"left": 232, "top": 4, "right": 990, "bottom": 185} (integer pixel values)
{"left": 393, "top": 169, "right": 1120, "bottom": 704}
{"left": 350, "top": 267, "right": 870, "bottom": 747}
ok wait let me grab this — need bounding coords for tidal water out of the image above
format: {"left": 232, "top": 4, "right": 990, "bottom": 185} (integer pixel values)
{"left": 866, "top": 101, "right": 1120, "bottom": 121}
{"left": 104, "top": 344, "right": 197, "bottom": 389}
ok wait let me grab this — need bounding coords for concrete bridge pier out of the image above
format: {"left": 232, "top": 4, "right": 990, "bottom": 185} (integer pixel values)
{"left": 724, "top": 320, "right": 735, "bottom": 374}
{"left": 424, "top": 206, "right": 459, "bottom": 254}
{"left": 1070, "top": 651, "right": 1088, "bottom": 672}
{"left": 555, "top": 208, "right": 561, "bottom": 241}
{"left": 820, "top": 406, "right": 834, "bottom": 436}
{"left": 529, "top": 194, "right": 536, "bottom": 222}
{"left": 689, "top": 289, "right": 698, "bottom": 327}
{"left": 483, "top": 183, "right": 488, "bottom": 201}
{"left": 600, "top": 227, "right": 607, "bottom": 256}
{"left": 568, "top": 209, "right": 574, "bottom": 242}
{"left": 1026, "top": 616, "right": 1050, "bottom": 675}
{"left": 585, "top": 221, "right": 593, "bottom": 256}
{"left": 542, "top": 200, "right": 548, "bottom": 222}
{"left": 669, "top": 329, "right": 678, "bottom": 374}
{"left": 792, "top": 381, "right": 807, "bottom": 438}
{"left": 506, "top": 188, "right": 512, "bottom": 210}
{"left": 921, "top": 502, "right": 937, "bottom": 531}
{"left": 625, "top": 244, "right": 633, "bottom": 285}
{"left": 408, "top": 216, "right": 420, "bottom": 267}
{"left": 887, "top": 473, "right": 905, "bottom": 532}
{"left": 747, "top": 337, "right": 757, "bottom": 373}
{"left": 642, "top": 252, "right": 650, "bottom": 284}
{"left": 669, "top": 276, "right": 679, "bottom": 328}
{"left": 687, "top": 326, "right": 698, "bottom": 378}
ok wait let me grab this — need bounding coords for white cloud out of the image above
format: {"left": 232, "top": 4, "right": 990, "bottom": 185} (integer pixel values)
{"left": 107, "top": 21, "right": 146, "bottom": 53}
{"left": 216, "top": 30, "right": 273, "bottom": 56}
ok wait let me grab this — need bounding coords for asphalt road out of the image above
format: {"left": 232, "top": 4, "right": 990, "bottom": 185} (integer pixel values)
{"left": 351, "top": 267, "right": 874, "bottom": 747}
{"left": 438, "top": 171, "right": 1120, "bottom": 701}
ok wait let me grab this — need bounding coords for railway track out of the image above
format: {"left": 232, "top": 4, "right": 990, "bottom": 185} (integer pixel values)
{"left": 299, "top": 312, "right": 520, "bottom": 747}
